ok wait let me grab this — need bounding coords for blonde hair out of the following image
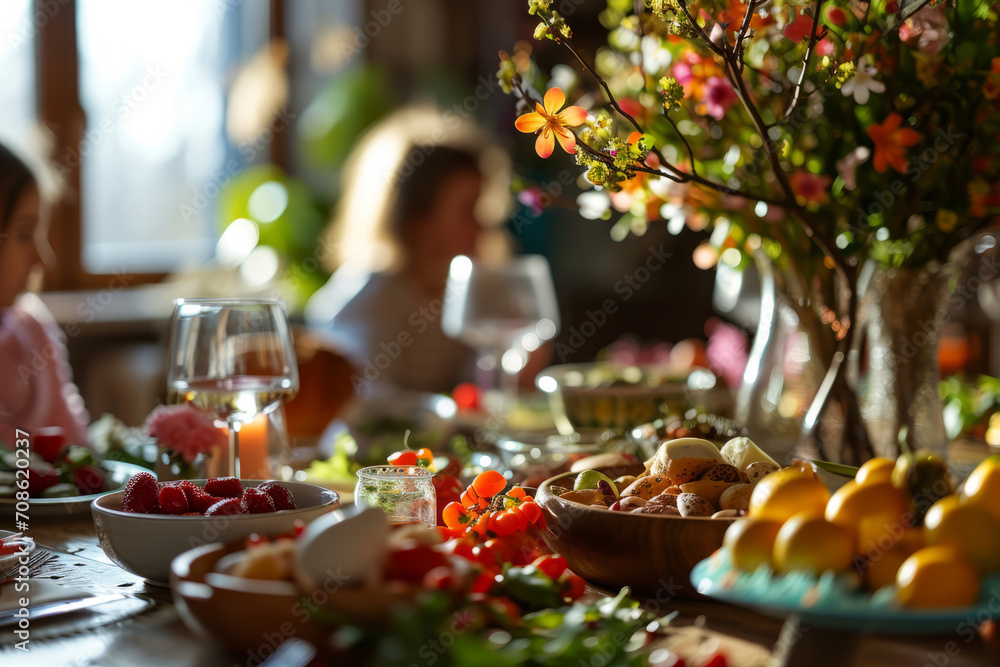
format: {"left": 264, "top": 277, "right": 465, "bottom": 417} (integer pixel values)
{"left": 322, "top": 105, "right": 512, "bottom": 273}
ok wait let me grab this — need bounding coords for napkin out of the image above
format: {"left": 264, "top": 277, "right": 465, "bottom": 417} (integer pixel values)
{"left": 0, "top": 580, "right": 92, "bottom": 613}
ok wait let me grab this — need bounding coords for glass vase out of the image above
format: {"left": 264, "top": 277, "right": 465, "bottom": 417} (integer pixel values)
{"left": 736, "top": 251, "right": 838, "bottom": 464}
{"left": 854, "top": 262, "right": 955, "bottom": 458}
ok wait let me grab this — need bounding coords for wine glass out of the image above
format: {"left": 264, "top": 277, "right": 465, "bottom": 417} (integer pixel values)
{"left": 354, "top": 466, "right": 436, "bottom": 527}
{"left": 166, "top": 298, "right": 299, "bottom": 478}
{"left": 441, "top": 255, "right": 560, "bottom": 409}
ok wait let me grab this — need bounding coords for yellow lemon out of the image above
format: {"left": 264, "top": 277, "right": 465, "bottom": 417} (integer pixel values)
{"left": 749, "top": 467, "right": 830, "bottom": 522}
{"left": 897, "top": 526, "right": 925, "bottom": 556}
{"left": 723, "top": 518, "right": 783, "bottom": 572}
{"left": 856, "top": 457, "right": 895, "bottom": 486}
{"left": 962, "top": 456, "right": 1000, "bottom": 523}
{"left": 924, "top": 496, "right": 1000, "bottom": 574}
{"left": 773, "top": 512, "right": 856, "bottom": 576}
{"left": 896, "top": 546, "right": 980, "bottom": 609}
{"left": 863, "top": 545, "right": 911, "bottom": 593}
{"left": 825, "top": 480, "right": 912, "bottom": 555}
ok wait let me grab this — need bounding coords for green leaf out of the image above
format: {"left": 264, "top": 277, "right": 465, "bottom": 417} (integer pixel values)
{"left": 810, "top": 459, "right": 859, "bottom": 478}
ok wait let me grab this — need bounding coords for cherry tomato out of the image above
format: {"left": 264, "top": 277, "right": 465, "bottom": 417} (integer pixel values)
{"left": 461, "top": 487, "right": 490, "bottom": 510}
{"left": 383, "top": 545, "right": 450, "bottom": 582}
{"left": 471, "top": 512, "right": 491, "bottom": 537}
{"left": 507, "top": 506, "right": 530, "bottom": 532}
{"left": 503, "top": 531, "right": 541, "bottom": 565}
{"left": 532, "top": 554, "right": 568, "bottom": 580}
{"left": 519, "top": 501, "right": 542, "bottom": 525}
{"left": 507, "top": 487, "right": 526, "bottom": 500}
{"left": 442, "top": 536, "right": 477, "bottom": 561}
{"left": 489, "top": 510, "right": 522, "bottom": 537}
{"left": 442, "top": 501, "right": 470, "bottom": 530}
{"left": 700, "top": 652, "right": 727, "bottom": 667}
{"left": 472, "top": 470, "right": 507, "bottom": 498}
{"left": 387, "top": 450, "right": 418, "bottom": 466}
{"left": 482, "top": 538, "right": 517, "bottom": 568}
{"left": 423, "top": 566, "right": 456, "bottom": 591}
{"left": 416, "top": 448, "right": 434, "bottom": 464}
{"left": 560, "top": 571, "right": 586, "bottom": 601}
{"left": 452, "top": 382, "right": 480, "bottom": 411}
{"left": 470, "top": 571, "right": 497, "bottom": 594}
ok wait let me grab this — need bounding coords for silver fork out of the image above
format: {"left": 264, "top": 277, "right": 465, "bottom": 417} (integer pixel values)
{"left": 0, "top": 547, "right": 55, "bottom": 584}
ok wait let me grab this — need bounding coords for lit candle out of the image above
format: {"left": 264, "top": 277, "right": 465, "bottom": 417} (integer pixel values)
{"left": 236, "top": 414, "right": 270, "bottom": 480}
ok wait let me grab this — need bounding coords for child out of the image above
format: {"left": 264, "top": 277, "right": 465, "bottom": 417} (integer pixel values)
{"left": 0, "top": 144, "right": 89, "bottom": 447}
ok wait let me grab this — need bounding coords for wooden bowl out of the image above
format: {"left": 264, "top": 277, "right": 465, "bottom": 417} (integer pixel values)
{"left": 171, "top": 541, "right": 413, "bottom": 655}
{"left": 536, "top": 471, "right": 735, "bottom": 600}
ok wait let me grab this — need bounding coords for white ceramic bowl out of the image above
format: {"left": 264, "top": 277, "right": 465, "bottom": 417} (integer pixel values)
{"left": 91, "top": 480, "right": 339, "bottom": 584}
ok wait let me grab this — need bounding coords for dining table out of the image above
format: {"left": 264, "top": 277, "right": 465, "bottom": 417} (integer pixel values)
{"left": 3, "top": 502, "right": 999, "bottom": 667}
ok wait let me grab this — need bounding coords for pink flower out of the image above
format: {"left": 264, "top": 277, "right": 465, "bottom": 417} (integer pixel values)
{"left": 702, "top": 76, "right": 739, "bottom": 120}
{"left": 518, "top": 187, "right": 546, "bottom": 216}
{"left": 902, "top": 6, "right": 949, "bottom": 57}
{"left": 145, "top": 405, "right": 226, "bottom": 463}
{"left": 673, "top": 61, "right": 694, "bottom": 86}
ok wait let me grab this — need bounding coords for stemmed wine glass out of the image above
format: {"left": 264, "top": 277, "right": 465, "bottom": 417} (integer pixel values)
{"left": 166, "top": 298, "right": 299, "bottom": 478}
{"left": 441, "top": 255, "right": 559, "bottom": 409}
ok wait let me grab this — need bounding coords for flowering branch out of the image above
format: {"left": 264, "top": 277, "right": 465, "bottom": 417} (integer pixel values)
{"left": 736, "top": 0, "right": 758, "bottom": 73}
{"left": 784, "top": 0, "right": 828, "bottom": 120}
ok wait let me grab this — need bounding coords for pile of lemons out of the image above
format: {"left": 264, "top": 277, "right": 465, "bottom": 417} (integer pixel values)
{"left": 722, "top": 455, "right": 1000, "bottom": 608}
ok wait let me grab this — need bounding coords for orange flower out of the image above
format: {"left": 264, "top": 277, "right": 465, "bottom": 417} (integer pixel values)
{"left": 514, "top": 87, "right": 588, "bottom": 158}
{"left": 790, "top": 171, "right": 833, "bottom": 205}
{"left": 867, "top": 113, "right": 920, "bottom": 173}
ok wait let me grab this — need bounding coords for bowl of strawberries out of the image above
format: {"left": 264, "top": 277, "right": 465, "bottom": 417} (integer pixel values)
{"left": 91, "top": 473, "right": 339, "bottom": 584}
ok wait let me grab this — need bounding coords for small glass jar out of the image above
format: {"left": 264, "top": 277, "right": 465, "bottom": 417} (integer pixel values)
{"left": 354, "top": 466, "right": 437, "bottom": 527}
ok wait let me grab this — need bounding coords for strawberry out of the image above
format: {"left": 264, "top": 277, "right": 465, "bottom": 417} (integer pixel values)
{"left": 27, "top": 468, "right": 60, "bottom": 496}
{"left": 187, "top": 487, "right": 224, "bottom": 514}
{"left": 158, "top": 485, "right": 190, "bottom": 515}
{"left": 122, "top": 472, "right": 160, "bottom": 513}
{"left": 33, "top": 428, "right": 66, "bottom": 464}
{"left": 73, "top": 465, "right": 105, "bottom": 495}
{"left": 205, "top": 477, "right": 243, "bottom": 498}
{"left": 243, "top": 488, "right": 276, "bottom": 514}
{"left": 257, "top": 482, "right": 296, "bottom": 511}
{"left": 205, "top": 497, "right": 247, "bottom": 516}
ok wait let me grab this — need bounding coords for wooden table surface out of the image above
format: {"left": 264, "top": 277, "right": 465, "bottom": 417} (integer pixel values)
{"left": 3, "top": 511, "right": 999, "bottom": 666}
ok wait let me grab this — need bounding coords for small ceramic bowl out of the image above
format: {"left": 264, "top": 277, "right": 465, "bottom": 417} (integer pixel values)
{"left": 92, "top": 480, "right": 339, "bottom": 584}
{"left": 171, "top": 540, "right": 414, "bottom": 654}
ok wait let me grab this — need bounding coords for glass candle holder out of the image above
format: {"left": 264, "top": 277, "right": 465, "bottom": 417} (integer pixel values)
{"left": 354, "top": 466, "right": 437, "bottom": 528}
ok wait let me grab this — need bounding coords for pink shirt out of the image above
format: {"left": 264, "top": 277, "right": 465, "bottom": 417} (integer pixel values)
{"left": 0, "top": 294, "right": 89, "bottom": 447}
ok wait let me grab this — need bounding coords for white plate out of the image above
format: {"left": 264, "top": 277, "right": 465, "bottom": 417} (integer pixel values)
{"left": 0, "top": 461, "right": 151, "bottom": 518}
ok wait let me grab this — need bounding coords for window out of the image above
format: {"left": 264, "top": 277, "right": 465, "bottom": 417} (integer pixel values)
{"left": 75, "top": 0, "right": 270, "bottom": 273}
{"left": 0, "top": 0, "right": 36, "bottom": 155}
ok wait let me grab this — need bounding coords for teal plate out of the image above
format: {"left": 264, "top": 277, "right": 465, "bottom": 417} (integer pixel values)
{"left": 691, "top": 549, "right": 1000, "bottom": 635}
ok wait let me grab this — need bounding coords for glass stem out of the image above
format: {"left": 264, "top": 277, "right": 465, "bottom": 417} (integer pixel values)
{"left": 229, "top": 419, "right": 241, "bottom": 478}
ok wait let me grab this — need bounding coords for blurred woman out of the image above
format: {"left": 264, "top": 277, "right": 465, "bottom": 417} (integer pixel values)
{"left": 306, "top": 107, "right": 512, "bottom": 395}
{"left": 0, "top": 144, "right": 89, "bottom": 446}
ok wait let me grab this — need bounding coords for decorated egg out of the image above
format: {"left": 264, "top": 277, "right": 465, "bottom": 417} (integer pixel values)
{"left": 676, "top": 492, "right": 714, "bottom": 517}
{"left": 745, "top": 461, "right": 781, "bottom": 484}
